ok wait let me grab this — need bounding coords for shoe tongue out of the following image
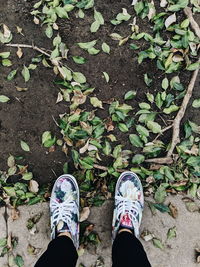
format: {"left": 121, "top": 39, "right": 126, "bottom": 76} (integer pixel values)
{"left": 120, "top": 213, "right": 133, "bottom": 229}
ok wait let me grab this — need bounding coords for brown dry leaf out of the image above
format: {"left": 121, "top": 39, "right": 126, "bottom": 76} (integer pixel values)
{"left": 49, "top": 145, "right": 56, "bottom": 153}
{"left": 15, "top": 86, "right": 28, "bottom": 92}
{"left": 141, "top": 230, "right": 154, "bottom": 241}
{"left": 33, "top": 16, "right": 40, "bottom": 25}
{"left": 62, "top": 143, "right": 68, "bottom": 155}
{"left": 146, "top": 176, "right": 155, "bottom": 184}
{"left": 148, "top": 0, "right": 156, "bottom": 20}
{"left": 53, "top": 22, "right": 59, "bottom": 30}
{"left": 3, "top": 24, "right": 11, "bottom": 38}
{"left": 184, "top": 144, "right": 199, "bottom": 156}
{"left": 80, "top": 207, "right": 90, "bottom": 222}
{"left": 16, "top": 47, "right": 23, "bottom": 58}
{"left": 105, "top": 118, "right": 114, "bottom": 132}
{"left": 172, "top": 54, "right": 184, "bottom": 63}
{"left": 79, "top": 139, "right": 90, "bottom": 154}
{"left": 160, "top": 0, "right": 167, "bottom": 7}
{"left": 63, "top": 137, "right": 73, "bottom": 146}
{"left": 11, "top": 208, "right": 20, "bottom": 221}
{"left": 56, "top": 92, "right": 63, "bottom": 104}
{"left": 16, "top": 26, "right": 24, "bottom": 35}
{"left": 169, "top": 203, "right": 178, "bottom": 218}
{"left": 165, "top": 13, "right": 176, "bottom": 28}
{"left": 71, "top": 90, "right": 86, "bottom": 106}
{"left": 119, "top": 36, "right": 129, "bottom": 46}
{"left": 29, "top": 180, "right": 39, "bottom": 193}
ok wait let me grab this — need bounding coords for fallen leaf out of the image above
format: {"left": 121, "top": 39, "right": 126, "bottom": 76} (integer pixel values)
{"left": 167, "top": 226, "right": 176, "bottom": 239}
{"left": 29, "top": 180, "right": 39, "bottom": 193}
{"left": 160, "top": 0, "right": 167, "bottom": 7}
{"left": 152, "top": 238, "right": 164, "bottom": 249}
{"left": 169, "top": 203, "right": 178, "bottom": 218}
{"left": 11, "top": 208, "right": 20, "bottom": 221}
{"left": 33, "top": 16, "right": 40, "bottom": 25}
{"left": 56, "top": 92, "right": 63, "bottom": 103}
{"left": 141, "top": 230, "right": 154, "bottom": 241}
{"left": 185, "top": 201, "right": 199, "bottom": 212}
{"left": 15, "top": 86, "right": 28, "bottom": 92}
{"left": 165, "top": 13, "right": 176, "bottom": 28}
{"left": 148, "top": 0, "right": 156, "bottom": 20}
{"left": 3, "top": 24, "right": 11, "bottom": 38}
{"left": 90, "top": 97, "right": 103, "bottom": 108}
{"left": 80, "top": 207, "right": 90, "bottom": 222}
{"left": 16, "top": 26, "right": 24, "bottom": 35}
{"left": 20, "top": 140, "right": 30, "bottom": 152}
{"left": 17, "top": 47, "right": 23, "bottom": 58}
{"left": 79, "top": 139, "right": 90, "bottom": 154}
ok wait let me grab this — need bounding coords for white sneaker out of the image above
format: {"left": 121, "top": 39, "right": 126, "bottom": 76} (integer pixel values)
{"left": 50, "top": 174, "right": 79, "bottom": 249}
{"left": 112, "top": 171, "right": 144, "bottom": 241}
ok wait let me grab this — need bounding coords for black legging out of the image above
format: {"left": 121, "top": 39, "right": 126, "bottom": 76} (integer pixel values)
{"left": 35, "top": 232, "right": 151, "bottom": 267}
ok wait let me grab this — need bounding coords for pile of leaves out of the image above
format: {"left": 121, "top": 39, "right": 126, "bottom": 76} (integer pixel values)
{"left": 0, "top": 0, "right": 200, "bottom": 212}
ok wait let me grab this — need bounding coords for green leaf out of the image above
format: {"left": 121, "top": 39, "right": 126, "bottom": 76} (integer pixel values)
{"left": 102, "top": 42, "right": 110, "bottom": 54}
{"left": 20, "top": 140, "right": 30, "bottom": 152}
{"left": 153, "top": 238, "right": 164, "bottom": 249}
{"left": 77, "top": 40, "right": 97, "bottom": 50}
{"left": 15, "top": 255, "right": 24, "bottom": 267}
{"left": 136, "top": 125, "right": 149, "bottom": 137}
{"left": 22, "top": 172, "right": 33, "bottom": 181}
{"left": 90, "top": 21, "right": 100, "bottom": 33}
{"left": 124, "top": 90, "right": 136, "bottom": 100}
{"left": 90, "top": 97, "right": 103, "bottom": 108}
{"left": 53, "top": 35, "right": 62, "bottom": 46}
{"left": 88, "top": 47, "right": 100, "bottom": 55}
{"left": 72, "top": 56, "right": 87, "bottom": 64}
{"left": 0, "top": 51, "right": 10, "bottom": 58}
{"left": 144, "top": 73, "right": 152, "bottom": 86}
{"left": 181, "top": 18, "right": 189, "bottom": 28}
{"left": 147, "top": 121, "right": 161, "bottom": 134}
{"left": 78, "top": 9, "right": 85, "bottom": 18}
{"left": 155, "top": 93, "right": 163, "bottom": 109}
{"left": 0, "top": 95, "right": 10, "bottom": 103}
{"left": 167, "top": 226, "right": 177, "bottom": 239}
{"left": 161, "top": 77, "right": 169, "bottom": 90}
{"left": 0, "top": 238, "right": 7, "bottom": 248}
{"left": 146, "top": 93, "right": 154, "bottom": 103}
{"left": 139, "top": 102, "right": 151, "bottom": 110}
{"left": 129, "top": 134, "right": 143, "bottom": 148}
{"left": 186, "top": 62, "right": 200, "bottom": 71}
{"left": 132, "top": 154, "right": 145, "bottom": 164}
{"left": 73, "top": 72, "right": 86, "bottom": 83}
{"left": 130, "top": 43, "right": 139, "bottom": 50}
{"left": 55, "top": 6, "right": 69, "bottom": 18}
{"left": 21, "top": 65, "right": 30, "bottom": 82}
{"left": 152, "top": 203, "right": 170, "bottom": 213}
{"left": 79, "top": 157, "right": 94, "bottom": 169}
{"left": 45, "top": 25, "right": 53, "bottom": 38}
{"left": 186, "top": 156, "right": 200, "bottom": 167}
{"left": 118, "top": 123, "right": 129, "bottom": 132}
{"left": 192, "top": 98, "right": 200, "bottom": 108}
{"left": 103, "top": 72, "right": 109, "bottom": 83}
{"left": 154, "top": 185, "right": 167, "bottom": 203}
{"left": 94, "top": 8, "right": 104, "bottom": 25}
{"left": 163, "top": 105, "right": 179, "bottom": 114}
{"left": 2, "top": 59, "right": 12, "bottom": 66}
{"left": 102, "top": 141, "right": 112, "bottom": 155}
{"left": 3, "top": 187, "right": 16, "bottom": 197}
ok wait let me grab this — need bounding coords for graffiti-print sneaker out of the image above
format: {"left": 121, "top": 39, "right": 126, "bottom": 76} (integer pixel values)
{"left": 112, "top": 171, "right": 144, "bottom": 241}
{"left": 50, "top": 174, "right": 79, "bottom": 249}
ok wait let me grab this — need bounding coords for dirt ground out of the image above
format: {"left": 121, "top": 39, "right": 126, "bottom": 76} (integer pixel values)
{"left": 0, "top": 0, "right": 199, "bottom": 185}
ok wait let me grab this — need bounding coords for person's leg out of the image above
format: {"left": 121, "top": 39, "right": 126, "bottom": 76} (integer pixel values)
{"left": 35, "top": 236, "right": 78, "bottom": 267}
{"left": 112, "top": 231, "right": 151, "bottom": 267}
{"left": 112, "top": 171, "right": 151, "bottom": 267}
{"left": 34, "top": 174, "right": 80, "bottom": 267}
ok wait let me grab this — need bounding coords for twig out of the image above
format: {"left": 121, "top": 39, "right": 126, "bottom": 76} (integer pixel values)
{"left": 93, "top": 164, "right": 126, "bottom": 173}
{"left": 167, "top": 57, "right": 200, "bottom": 157}
{"left": 145, "top": 157, "right": 173, "bottom": 164}
{"left": 153, "top": 124, "right": 173, "bottom": 142}
{"left": 5, "top": 43, "right": 51, "bottom": 57}
{"left": 184, "top": 7, "right": 200, "bottom": 39}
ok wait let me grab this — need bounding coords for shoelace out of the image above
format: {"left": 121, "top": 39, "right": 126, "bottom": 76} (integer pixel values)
{"left": 115, "top": 196, "right": 141, "bottom": 225}
{"left": 51, "top": 196, "right": 78, "bottom": 231}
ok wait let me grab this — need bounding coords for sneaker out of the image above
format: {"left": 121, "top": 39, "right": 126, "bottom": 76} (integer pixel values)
{"left": 50, "top": 174, "right": 79, "bottom": 249}
{"left": 112, "top": 171, "right": 144, "bottom": 241}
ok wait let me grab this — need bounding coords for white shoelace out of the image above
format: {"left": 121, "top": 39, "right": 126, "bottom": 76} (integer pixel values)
{"left": 115, "top": 196, "right": 141, "bottom": 233}
{"left": 51, "top": 196, "right": 78, "bottom": 231}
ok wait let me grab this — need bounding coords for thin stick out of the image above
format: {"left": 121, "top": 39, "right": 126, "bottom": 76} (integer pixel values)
{"left": 5, "top": 43, "right": 51, "bottom": 57}
{"left": 93, "top": 164, "right": 126, "bottom": 173}
{"left": 145, "top": 157, "right": 173, "bottom": 164}
{"left": 184, "top": 7, "right": 200, "bottom": 39}
{"left": 167, "top": 58, "right": 200, "bottom": 157}
{"left": 153, "top": 124, "right": 173, "bottom": 142}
